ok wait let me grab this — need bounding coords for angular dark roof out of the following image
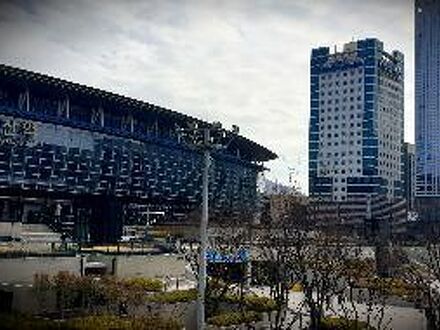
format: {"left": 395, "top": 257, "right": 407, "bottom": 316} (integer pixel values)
{"left": 0, "top": 64, "right": 277, "bottom": 162}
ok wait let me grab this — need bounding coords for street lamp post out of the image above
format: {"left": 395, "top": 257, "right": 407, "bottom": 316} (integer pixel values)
{"left": 177, "top": 122, "right": 238, "bottom": 330}
{"left": 198, "top": 128, "right": 210, "bottom": 330}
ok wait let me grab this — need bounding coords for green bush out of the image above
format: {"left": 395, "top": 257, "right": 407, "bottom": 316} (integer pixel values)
{"left": 146, "top": 288, "right": 197, "bottom": 303}
{"left": 124, "top": 278, "right": 164, "bottom": 292}
{"left": 222, "top": 293, "right": 241, "bottom": 304}
{"left": 320, "top": 317, "right": 375, "bottom": 330}
{"left": 243, "top": 294, "right": 277, "bottom": 312}
{"left": 208, "top": 311, "right": 261, "bottom": 327}
{"left": 222, "top": 293, "right": 277, "bottom": 312}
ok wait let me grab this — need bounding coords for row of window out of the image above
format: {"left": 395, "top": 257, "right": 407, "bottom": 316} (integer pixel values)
{"left": 321, "top": 87, "right": 362, "bottom": 96}
{"left": 320, "top": 104, "right": 363, "bottom": 113}
{"left": 321, "top": 158, "right": 362, "bottom": 165}
{"left": 320, "top": 96, "right": 362, "bottom": 104}
{"left": 320, "top": 78, "right": 363, "bottom": 88}
{"left": 320, "top": 150, "right": 362, "bottom": 157}
{"left": 379, "top": 169, "right": 400, "bottom": 179}
{"left": 321, "top": 131, "right": 362, "bottom": 139}
{"left": 320, "top": 113, "right": 362, "bottom": 122}
{"left": 380, "top": 106, "right": 401, "bottom": 115}
{"left": 320, "top": 68, "right": 364, "bottom": 79}
{"left": 320, "top": 121, "right": 362, "bottom": 130}
{"left": 379, "top": 140, "right": 401, "bottom": 152}
{"left": 319, "top": 168, "right": 362, "bottom": 175}
{"left": 320, "top": 139, "right": 362, "bottom": 147}
{"left": 379, "top": 161, "right": 399, "bottom": 169}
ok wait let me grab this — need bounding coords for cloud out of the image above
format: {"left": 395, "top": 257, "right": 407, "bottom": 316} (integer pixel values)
{"left": 0, "top": 0, "right": 413, "bottom": 194}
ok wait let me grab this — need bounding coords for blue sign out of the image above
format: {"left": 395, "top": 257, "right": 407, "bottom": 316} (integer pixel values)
{"left": 206, "top": 248, "right": 249, "bottom": 263}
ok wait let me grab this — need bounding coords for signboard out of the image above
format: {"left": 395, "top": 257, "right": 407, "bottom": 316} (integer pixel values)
{"left": 205, "top": 248, "right": 249, "bottom": 263}
{"left": 0, "top": 118, "right": 35, "bottom": 146}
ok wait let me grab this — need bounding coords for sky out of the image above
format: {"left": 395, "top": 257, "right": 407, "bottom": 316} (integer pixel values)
{"left": 0, "top": 0, "right": 414, "bottom": 194}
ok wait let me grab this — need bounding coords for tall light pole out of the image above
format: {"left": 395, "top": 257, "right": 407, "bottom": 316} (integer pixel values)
{"left": 177, "top": 121, "right": 238, "bottom": 330}
{"left": 199, "top": 128, "right": 210, "bottom": 330}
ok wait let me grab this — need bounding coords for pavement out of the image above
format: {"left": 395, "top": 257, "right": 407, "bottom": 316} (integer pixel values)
{"left": 250, "top": 286, "right": 427, "bottom": 330}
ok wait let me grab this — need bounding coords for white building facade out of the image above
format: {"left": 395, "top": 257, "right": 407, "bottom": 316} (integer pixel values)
{"left": 309, "top": 39, "right": 404, "bottom": 224}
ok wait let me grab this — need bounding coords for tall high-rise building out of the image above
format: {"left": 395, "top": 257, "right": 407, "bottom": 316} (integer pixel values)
{"left": 403, "top": 142, "right": 416, "bottom": 211}
{"left": 415, "top": 0, "right": 440, "bottom": 221}
{"left": 309, "top": 38, "right": 404, "bottom": 222}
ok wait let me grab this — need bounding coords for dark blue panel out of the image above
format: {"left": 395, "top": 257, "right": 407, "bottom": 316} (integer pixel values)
{"left": 365, "top": 94, "right": 375, "bottom": 102}
{"left": 365, "top": 68, "right": 376, "bottom": 75}
{"left": 365, "top": 85, "right": 374, "bottom": 92}
{"left": 363, "top": 169, "right": 378, "bottom": 176}
{"left": 365, "top": 77, "right": 375, "bottom": 84}
{"left": 309, "top": 142, "right": 319, "bottom": 150}
{"left": 363, "top": 139, "right": 378, "bottom": 146}
{"left": 363, "top": 148, "right": 378, "bottom": 156}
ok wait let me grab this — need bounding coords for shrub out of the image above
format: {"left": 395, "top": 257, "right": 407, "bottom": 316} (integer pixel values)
{"left": 222, "top": 293, "right": 241, "bottom": 304}
{"left": 290, "top": 282, "right": 303, "bottom": 292}
{"left": 320, "top": 316, "right": 375, "bottom": 330}
{"left": 208, "top": 311, "right": 261, "bottom": 327}
{"left": 33, "top": 273, "right": 52, "bottom": 309}
{"left": 146, "top": 288, "right": 197, "bottom": 303}
{"left": 124, "top": 278, "right": 164, "bottom": 292}
{"left": 358, "top": 276, "right": 419, "bottom": 300}
{"left": 243, "top": 294, "right": 277, "bottom": 312}
{"left": 222, "top": 293, "right": 277, "bottom": 312}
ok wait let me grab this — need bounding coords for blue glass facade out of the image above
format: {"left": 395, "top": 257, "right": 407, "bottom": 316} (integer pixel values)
{"left": 0, "top": 65, "right": 276, "bottom": 241}
{"left": 415, "top": 0, "right": 440, "bottom": 197}
{"left": 415, "top": 0, "right": 440, "bottom": 222}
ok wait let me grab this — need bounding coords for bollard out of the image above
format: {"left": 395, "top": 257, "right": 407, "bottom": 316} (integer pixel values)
{"left": 111, "top": 257, "right": 117, "bottom": 276}
{"left": 80, "top": 256, "right": 84, "bottom": 276}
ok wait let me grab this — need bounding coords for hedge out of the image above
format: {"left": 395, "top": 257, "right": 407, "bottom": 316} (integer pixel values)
{"left": 207, "top": 311, "right": 261, "bottom": 327}
{"left": 124, "top": 278, "right": 164, "bottom": 292}
{"left": 223, "top": 293, "right": 277, "bottom": 312}
{"left": 320, "top": 317, "right": 376, "bottom": 330}
{"left": 146, "top": 288, "right": 198, "bottom": 303}
{"left": 0, "top": 313, "right": 182, "bottom": 330}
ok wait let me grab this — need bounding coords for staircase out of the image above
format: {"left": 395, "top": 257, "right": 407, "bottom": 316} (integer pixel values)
{"left": 0, "top": 222, "right": 61, "bottom": 243}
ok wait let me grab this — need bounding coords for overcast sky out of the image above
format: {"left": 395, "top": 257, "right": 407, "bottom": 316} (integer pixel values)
{"left": 0, "top": 0, "right": 413, "bottom": 193}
